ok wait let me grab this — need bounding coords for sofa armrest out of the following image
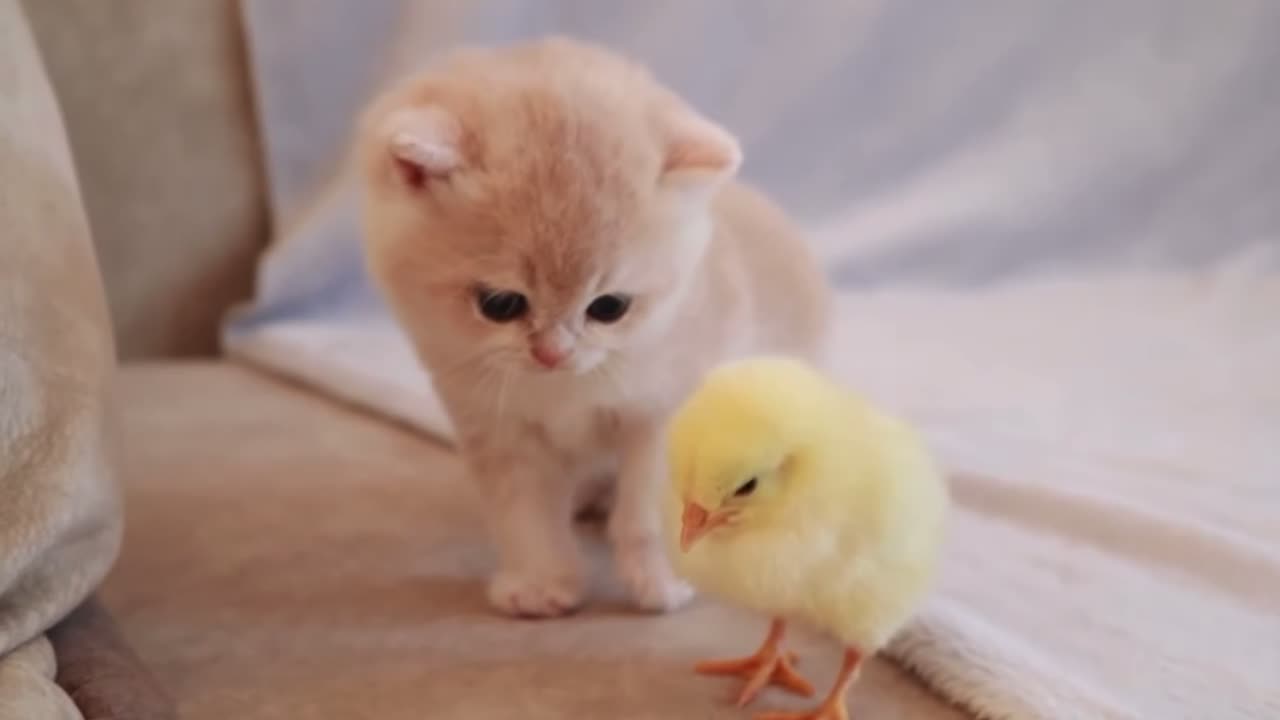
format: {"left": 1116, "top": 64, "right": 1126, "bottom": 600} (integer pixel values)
{"left": 21, "top": 0, "right": 269, "bottom": 359}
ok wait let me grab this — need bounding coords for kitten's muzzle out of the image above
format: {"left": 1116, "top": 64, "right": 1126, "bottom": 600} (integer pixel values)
{"left": 529, "top": 331, "right": 572, "bottom": 370}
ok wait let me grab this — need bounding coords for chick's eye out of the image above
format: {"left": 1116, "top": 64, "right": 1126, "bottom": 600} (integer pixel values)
{"left": 586, "top": 293, "right": 631, "bottom": 323}
{"left": 476, "top": 289, "right": 528, "bottom": 323}
{"left": 734, "top": 477, "right": 758, "bottom": 497}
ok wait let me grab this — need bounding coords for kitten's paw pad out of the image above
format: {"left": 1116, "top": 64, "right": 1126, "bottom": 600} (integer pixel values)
{"left": 487, "top": 571, "right": 583, "bottom": 619}
{"left": 617, "top": 548, "right": 695, "bottom": 613}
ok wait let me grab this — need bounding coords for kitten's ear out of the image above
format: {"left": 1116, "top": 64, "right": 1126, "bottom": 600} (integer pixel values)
{"left": 376, "top": 105, "right": 464, "bottom": 190}
{"left": 660, "top": 110, "right": 743, "bottom": 189}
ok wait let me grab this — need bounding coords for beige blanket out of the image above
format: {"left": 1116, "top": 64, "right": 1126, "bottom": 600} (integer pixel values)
{"left": 1, "top": 1, "right": 123, "bottom": 717}
{"left": 828, "top": 275, "right": 1280, "bottom": 719}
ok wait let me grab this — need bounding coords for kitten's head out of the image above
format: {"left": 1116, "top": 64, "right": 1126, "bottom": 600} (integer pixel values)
{"left": 357, "top": 37, "right": 741, "bottom": 378}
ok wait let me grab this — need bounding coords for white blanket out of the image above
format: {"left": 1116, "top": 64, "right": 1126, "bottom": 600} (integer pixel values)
{"left": 227, "top": 2, "right": 1280, "bottom": 718}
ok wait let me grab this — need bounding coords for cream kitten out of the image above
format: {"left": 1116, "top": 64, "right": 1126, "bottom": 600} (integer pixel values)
{"left": 356, "top": 37, "right": 831, "bottom": 618}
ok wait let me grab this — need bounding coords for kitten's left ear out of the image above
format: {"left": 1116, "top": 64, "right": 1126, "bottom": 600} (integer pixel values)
{"left": 659, "top": 109, "right": 743, "bottom": 189}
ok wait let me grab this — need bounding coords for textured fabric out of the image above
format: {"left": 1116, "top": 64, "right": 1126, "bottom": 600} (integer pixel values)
{"left": 104, "top": 363, "right": 967, "bottom": 720}
{"left": 0, "top": 638, "right": 81, "bottom": 720}
{"left": 220, "top": 2, "right": 1280, "bottom": 718}
{"left": 21, "top": 0, "right": 269, "bottom": 359}
{"left": 0, "top": 0, "right": 122, "bottom": 717}
{"left": 46, "top": 597, "right": 176, "bottom": 720}
{"left": 827, "top": 274, "right": 1280, "bottom": 720}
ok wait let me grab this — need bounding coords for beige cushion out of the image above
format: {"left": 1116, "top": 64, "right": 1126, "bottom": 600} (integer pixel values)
{"left": 21, "top": 0, "right": 268, "bottom": 359}
{"left": 0, "top": 0, "right": 122, "bottom": 716}
{"left": 106, "top": 363, "right": 963, "bottom": 719}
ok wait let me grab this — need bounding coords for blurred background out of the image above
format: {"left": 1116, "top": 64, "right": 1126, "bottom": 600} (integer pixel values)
{"left": 23, "top": 0, "right": 1280, "bottom": 360}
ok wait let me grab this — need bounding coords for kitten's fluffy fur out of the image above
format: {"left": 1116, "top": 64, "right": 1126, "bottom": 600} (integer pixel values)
{"left": 357, "top": 37, "right": 830, "bottom": 617}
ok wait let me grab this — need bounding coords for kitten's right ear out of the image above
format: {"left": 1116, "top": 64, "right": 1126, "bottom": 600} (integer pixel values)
{"left": 658, "top": 108, "right": 743, "bottom": 192}
{"left": 375, "top": 106, "right": 463, "bottom": 190}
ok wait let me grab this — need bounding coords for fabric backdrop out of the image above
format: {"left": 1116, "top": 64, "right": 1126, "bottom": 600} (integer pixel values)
{"left": 225, "top": 2, "right": 1280, "bottom": 719}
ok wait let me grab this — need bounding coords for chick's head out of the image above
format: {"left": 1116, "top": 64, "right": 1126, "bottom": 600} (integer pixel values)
{"left": 665, "top": 356, "right": 838, "bottom": 554}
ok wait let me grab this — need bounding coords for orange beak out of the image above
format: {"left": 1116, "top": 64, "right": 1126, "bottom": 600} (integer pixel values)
{"left": 680, "top": 501, "right": 729, "bottom": 552}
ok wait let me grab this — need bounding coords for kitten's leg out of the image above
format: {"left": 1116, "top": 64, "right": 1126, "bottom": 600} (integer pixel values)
{"left": 573, "top": 474, "right": 615, "bottom": 523}
{"left": 473, "top": 456, "right": 585, "bottom": 619}
{"left": 610, "top": 424, "right": 694, "bottom": 612}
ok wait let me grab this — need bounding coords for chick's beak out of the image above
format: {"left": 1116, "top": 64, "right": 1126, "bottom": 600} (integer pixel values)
{"left": 680, "top": 502, "right": 722, "bottom": 552}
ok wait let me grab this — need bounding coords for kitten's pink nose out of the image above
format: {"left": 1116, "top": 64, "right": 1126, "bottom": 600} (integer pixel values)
{"left": 530, "top": 343, "right": 567, "bottom": 369}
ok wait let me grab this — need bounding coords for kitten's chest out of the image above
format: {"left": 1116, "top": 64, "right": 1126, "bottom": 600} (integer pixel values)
{"left": 534, "top": 402, "right": 622, "bottom": 455}
{"left": 506, "top": 378, "right": 629, "bottom": 462}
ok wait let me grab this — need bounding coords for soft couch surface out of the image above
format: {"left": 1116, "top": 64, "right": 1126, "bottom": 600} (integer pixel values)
{"left": 104, "top": 363, "right": 965, "bottom": 720}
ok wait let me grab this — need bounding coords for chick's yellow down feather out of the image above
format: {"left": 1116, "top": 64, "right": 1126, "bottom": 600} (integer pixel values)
{"left": 663, "top": 356, "right": 949, "bottom": 720}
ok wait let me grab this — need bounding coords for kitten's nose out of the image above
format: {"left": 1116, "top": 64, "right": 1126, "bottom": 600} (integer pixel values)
{"left": 530, "top": 328, "right": 572, "bottom": 369}
{"left": 530, "top": 341, "right": 567, "bottom": 369}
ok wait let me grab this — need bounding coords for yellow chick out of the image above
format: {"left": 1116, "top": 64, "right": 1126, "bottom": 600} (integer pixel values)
{"left": 664, "top": 356, "right": 949, "bottom": 720}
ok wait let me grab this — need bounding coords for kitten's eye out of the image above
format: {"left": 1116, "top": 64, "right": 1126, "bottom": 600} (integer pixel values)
{"left": 586, "top": 294, "right": 631, "bottom": 323}
{"left": 476, "top": 289, "right": 528, "bottom": 323}
{"left": 734, "top": 477, "right": 758, "bottom": 498}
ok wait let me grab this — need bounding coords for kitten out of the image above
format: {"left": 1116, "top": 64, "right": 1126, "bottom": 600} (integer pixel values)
{"left": 356, "top": 37, "right": 831, "bottom": 618}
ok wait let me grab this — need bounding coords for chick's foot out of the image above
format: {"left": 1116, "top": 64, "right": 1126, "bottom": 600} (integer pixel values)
{"left": 755, "top": 647, "right": 862, "bottom": 720}
{"left": 698, "top": 651, "right": 815, "bottom": 707}
{"left": 753, "top": 701, "right": 848, "bottom": 720}
{"left": 694, "top": 618, "right": 815, "bottom": 707}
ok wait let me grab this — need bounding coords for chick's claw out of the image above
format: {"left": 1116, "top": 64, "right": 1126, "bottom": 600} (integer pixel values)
{"left": 755, "top": 647, "right": 861, "bottom": 720}
{"left": 695, "top": 649, "right": 815, "bottom": 707}
{"left": 694, "top": 649, "right": 799, "bottom": 675}
{"left": 753, "top": 701, "right": 849, "bottom": 720}
{"left": 737, "top": 652, "right": 816, "bottom": 707}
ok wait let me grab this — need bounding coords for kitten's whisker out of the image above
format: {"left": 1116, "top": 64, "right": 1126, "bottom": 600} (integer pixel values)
{"left": 494, "top": 367, "right": 512, "bottom": 424}
{"left": 428, "top": 351, "right": 497, "bottom": 408}
{"left": 461, "top": 362, "right": 520, "bottom": 436}
{"left": 598, "top": 362, "right": 632, "bottom": 402}
{"left": 431, "top": 348, "right": 503, "bottom": 383}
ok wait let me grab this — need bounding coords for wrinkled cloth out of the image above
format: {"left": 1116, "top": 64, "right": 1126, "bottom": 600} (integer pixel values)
{"left": 47, "top": 598, "right": 176, "bottom": 720}
{"left": 1, "top": 0, "right": 123, "bottom": 717}
{"left": 0, "top": 638, "right": 80, "bottom": 720}
{"left": 225, "top": 1, "right": 1280, "bottom": 718}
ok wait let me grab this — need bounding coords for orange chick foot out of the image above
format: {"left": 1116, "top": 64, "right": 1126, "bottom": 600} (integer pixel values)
{"left": 755, "top": 646, "right": 862, "bottom": 720}
{"left": 753, "top": 697, "right": 849, "bottom": 720}
{"left": 695, "top": 648, "right": 815, "bottom": 707}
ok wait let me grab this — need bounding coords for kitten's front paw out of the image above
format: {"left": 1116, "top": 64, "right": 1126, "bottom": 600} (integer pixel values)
{"left": 487, "top": 570, "right": 584, "bottom": 619}
{"left": 616, "top": 543, "right": 696, "bottom": 613}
